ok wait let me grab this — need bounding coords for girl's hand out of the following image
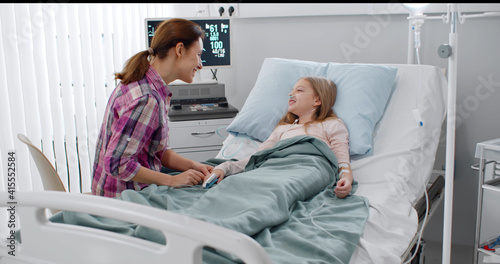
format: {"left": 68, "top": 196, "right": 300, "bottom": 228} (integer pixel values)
{"left": 334, "top": 167, "right": 353, "bottom": 198}
{"left": 334, "top": 177, "right": 352, "bottom": 198}
{"left": 204, "top": 169, "right": 225, "bottom": 185}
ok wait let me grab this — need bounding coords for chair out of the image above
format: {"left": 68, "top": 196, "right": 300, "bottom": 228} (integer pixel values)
{"left": 17, "top": 133, "right": 66, "bottom": 192}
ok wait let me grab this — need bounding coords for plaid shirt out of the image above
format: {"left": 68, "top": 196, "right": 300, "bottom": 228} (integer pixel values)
{"left": 91, "top": 66, "right": 172, "bottom": 197}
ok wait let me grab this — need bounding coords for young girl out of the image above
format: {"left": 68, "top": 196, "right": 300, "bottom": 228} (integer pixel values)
{"left": 208, "top": 76, "right": 353, "bottom": 198}
{"left": 92, "top": 19, "right": 214, "bottom": 197}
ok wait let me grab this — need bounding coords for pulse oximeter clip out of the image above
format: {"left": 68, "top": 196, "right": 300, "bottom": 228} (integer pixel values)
{"left": 202, "top": 173, "right": 218, "bottom": 189}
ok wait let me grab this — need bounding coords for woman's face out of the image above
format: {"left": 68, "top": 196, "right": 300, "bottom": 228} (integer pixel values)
{"left": 288, "top": 79, "right": 321, "bottom": 117}
{"left": 177, "top": 37, "right": 204, "bottom": 83}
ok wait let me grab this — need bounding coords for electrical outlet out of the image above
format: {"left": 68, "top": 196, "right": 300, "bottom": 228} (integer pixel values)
{"left": 208, "top": 4, "right": 239, "bottom": 17}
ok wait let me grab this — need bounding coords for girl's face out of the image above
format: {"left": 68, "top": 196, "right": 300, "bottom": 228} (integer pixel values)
{"left": 177, "top": 37, "right": 204, "bottom": 83}
{"left": 288, "top": 79, "right": 321, "bottom": 118}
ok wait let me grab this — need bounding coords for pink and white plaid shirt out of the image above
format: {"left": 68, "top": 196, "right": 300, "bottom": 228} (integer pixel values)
{"left": 91, "top": 66, "right": 172, "bottom": 197}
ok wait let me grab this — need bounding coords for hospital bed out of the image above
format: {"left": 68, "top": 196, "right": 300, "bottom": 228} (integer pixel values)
{"left": 0, "top": 58, "right": 447, "bottom": 264}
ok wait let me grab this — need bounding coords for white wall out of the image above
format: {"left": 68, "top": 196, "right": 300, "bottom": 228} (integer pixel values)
{"left": 225, "top": 13, "right": 411, "bottom": 109}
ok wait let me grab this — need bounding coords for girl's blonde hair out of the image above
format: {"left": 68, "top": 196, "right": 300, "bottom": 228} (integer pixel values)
{"left": 277, "top": 76, "right": 338, "bottom": 128}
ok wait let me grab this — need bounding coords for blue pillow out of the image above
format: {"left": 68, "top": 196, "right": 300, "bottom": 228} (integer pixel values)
{"left": 226, "top": 57, "right": 397, "bottom": 155}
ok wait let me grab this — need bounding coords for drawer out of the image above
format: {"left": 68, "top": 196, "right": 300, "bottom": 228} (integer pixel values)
{"left": 173, "top": 148, "right": 221, "bottom": 163}
{"left": 168, "top": 119, "right": 232, "bottom": 149}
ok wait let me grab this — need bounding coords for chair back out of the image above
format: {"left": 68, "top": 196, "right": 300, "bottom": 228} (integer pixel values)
{"left": 17, "top": 134, "right": 66, "bottom": 192}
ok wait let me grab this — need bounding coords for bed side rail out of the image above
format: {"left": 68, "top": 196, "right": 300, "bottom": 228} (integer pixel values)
{"left": 0, "top": 191, "right": 272, "bottom": 264}
{"left": 402, "top": 175, "right": 445, "bottom": 263}
{"left": 416, "top": 175, "right": 445, "bottom": 223}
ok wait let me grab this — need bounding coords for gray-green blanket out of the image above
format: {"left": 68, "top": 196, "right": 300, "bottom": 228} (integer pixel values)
{"left": 51, "top": 135, "right": 369, "bottom": 263}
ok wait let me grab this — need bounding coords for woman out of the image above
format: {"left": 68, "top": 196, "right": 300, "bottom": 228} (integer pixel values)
{"left": 92, "top": 18, "right": 213, "bottom": 197}
{"left": 207, "top": 76, "right": 353, "bottom": 198}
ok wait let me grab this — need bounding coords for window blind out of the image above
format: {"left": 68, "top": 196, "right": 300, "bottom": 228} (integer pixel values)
{"left": 0, "top": 3, "right": 175, "bottom": 197}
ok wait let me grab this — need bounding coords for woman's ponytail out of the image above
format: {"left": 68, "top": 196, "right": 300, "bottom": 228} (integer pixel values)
{"left": 114, "top": 50, "right": 151, "bottom": 85}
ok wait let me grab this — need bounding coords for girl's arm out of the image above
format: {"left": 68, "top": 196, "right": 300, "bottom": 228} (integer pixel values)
{"left": 325, "top": 119, "right": 353, "bottom": 198}
{"left": 208, "top": 126, "right": 283, "bottom": 183}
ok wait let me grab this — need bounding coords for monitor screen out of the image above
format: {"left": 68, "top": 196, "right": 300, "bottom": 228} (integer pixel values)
{"left": 145, "top": 18, "right": 231, "bottom": 68}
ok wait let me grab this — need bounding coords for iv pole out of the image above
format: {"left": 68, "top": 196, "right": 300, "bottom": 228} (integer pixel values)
{"left": 443, "top": 4, "right": 458, "bottom": 264}
{"left": 406, "top": 3, "right": 500, "bottom": 264}
{"left": 405, "top": 4, "right": 457, "bottom": 262}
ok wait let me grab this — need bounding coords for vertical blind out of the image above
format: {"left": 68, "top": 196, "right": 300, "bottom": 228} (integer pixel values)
{"left": 0, "top": 3, "right": 177, "bottom": 199}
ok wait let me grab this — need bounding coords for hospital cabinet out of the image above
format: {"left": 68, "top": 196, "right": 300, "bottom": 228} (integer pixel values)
{"left": 472, "top": 138, "right": 500, "bottom": 264}
{"left": 168, "top": 118, "right": 233, "bottom": 162}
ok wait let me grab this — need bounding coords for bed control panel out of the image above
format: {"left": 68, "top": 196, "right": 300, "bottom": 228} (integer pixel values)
{"left": 168, "top": 82, "right": 238, "bottom": 121}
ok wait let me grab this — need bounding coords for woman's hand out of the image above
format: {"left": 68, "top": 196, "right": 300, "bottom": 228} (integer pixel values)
{"left": 133, "top": 166, "right": 205, "bottom": 188}
{"left": 168, "top": 169, "right": 205, "bottom": 187}
{"left": 191, "top": 162, "right": 214, "bottom": 176}
{"left": 161, "top": 150, "right": 213, "bottom": 177}
{"left": 168, "top": 162, "right": 214, "bottom": 188}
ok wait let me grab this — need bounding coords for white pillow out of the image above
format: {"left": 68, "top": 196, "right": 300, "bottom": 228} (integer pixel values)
{"left": 226, "top": 57, "right": 398, "bottom": 155}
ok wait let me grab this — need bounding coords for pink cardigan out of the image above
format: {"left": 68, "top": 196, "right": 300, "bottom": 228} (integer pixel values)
{"left": 215, "top": 118, "right": 350, "bottom": 176}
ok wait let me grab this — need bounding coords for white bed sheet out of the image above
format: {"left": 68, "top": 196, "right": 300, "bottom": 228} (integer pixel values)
{"left": 216, "top": 64, "right": 447, "bottom": 264}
